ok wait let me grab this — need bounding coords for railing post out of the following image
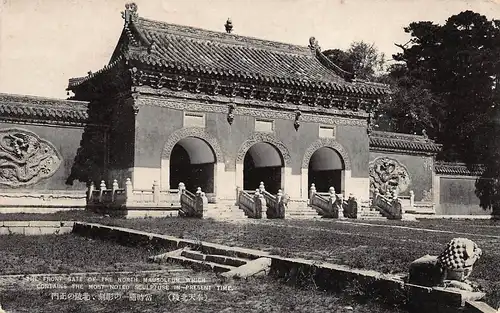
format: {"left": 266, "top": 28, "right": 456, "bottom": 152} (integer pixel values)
{"left": 254, "top": 189, "right": 261, "bottom": 219}
{"left": 277, "top": 189, "right": 283, "bottom": 203}
{"left": 195, "top": 187, "right": 204, "bottom": 218}
{"left": 328, "top": 186, "right": 336, "bottom": 217}
{"left": 259, "top": 182, "right": 265, "bottom": 193}
{"left": 235, "top": 186, "right": 241, "bottom": 206}
{"left": 201, "top": 191, "right": 208, "bottom": 205}
{"left": 178, "top": 182, "right": 185, "bottom": 202}
{"left": 338, "top": 194, "right": 345, "bottom": 219}
{"left": 88, "top": 181, "right": 95, "bottom": 201}
{"left": 153, "top": 180, "right": 160, "bottom": 204}
{"left": 309, "top": 183, "right": 316, "bottom": 200}
{"left": 409, "top": 190, "right": 415, "bottom": 208}
{"left": 373, "top": 189, "right": 380, "bottom": 207}
{"left": 328, "top": 187, "right": 336, "bottom": 202}
{"left": 112, "top": 179, "right": 118, "bottom": 202}
{"left": 125, "top": 178, "right": 133, "bottom": 203}
{"left": 99, "top": 180, "right": 106, "bottom": 203}
{"left": 260, "top": 192, "right": 267, "bottom": 219}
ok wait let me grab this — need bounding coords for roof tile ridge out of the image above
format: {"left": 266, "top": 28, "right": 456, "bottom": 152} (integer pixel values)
{"left": 67, "top": 55, "right": 124, "bottom": 88}
{"left": 0, "top": 93, "right": 89, "bottom": 107}
{"left": 136, "top": 17, "right": 312, "bottom": 56}
{"left": 307, "top": 37, "right": 355, "bottom": 82}
{"left": 147, "top": 30, "right": 313, "bottom": 58}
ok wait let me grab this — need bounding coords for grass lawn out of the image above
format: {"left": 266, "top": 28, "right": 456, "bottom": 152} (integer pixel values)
{"left": 3, "top": 275, "right": 406, "bottom": 313}
{"left": 0, "top": 210, "right": 498, "bottom": 309}
{"left": 338, "top": 218, "right": 500, "bottom": 236}
{"left": 96, "top": 217, "right": 500, "bottom": 309}
{"left": 0, "top": 234, "right": 404, "bottom": 313}
{"left": 0, "top": 234, "right": 167, "bottom": 275}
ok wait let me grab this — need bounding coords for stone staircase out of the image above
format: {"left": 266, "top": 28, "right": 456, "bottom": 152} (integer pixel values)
{"left": 358, "top": 200, "right": 387, "bottom": 220}
{"left": 286, "top": 206, "right": 322, "bottom": 219}
{"left": 358, "top": 207, "right": 387, "bottom": 220}
{"left": 203, "top": 203, "right": 248, "bottom": 221}
{"left": 150, "top": 247, "right": 250, "bottom": 273}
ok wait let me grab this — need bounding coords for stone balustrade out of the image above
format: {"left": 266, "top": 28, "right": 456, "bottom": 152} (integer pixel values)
{"left": 87, "top": 178, "right": 182, "bottom": 211}
{"left": 178, "top": 184, "right": 206, "bottom": 218}
{"left": 237, "top": 182, "right": 288, "bottom": 219}
{"left": 309, "top": 184, "right": 358, "bottom": 219}
{"left": 371, "top": 189, "right": 403, "bottom": 220}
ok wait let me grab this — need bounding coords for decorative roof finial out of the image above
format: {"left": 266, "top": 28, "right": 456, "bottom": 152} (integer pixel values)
{"left": 121, "top": 2, "right": 138, "bottom": 24}
{"left": 308, "top": 37, "right": 321, "bottom": 51}
{"left": 422, "top": 128, "right": 428, "bottom": 139}
{"left": 225, "top": 18, "right": 233, "bottom": 34}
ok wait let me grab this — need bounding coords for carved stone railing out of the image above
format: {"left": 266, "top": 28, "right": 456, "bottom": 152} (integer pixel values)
{"left": 371, "top": 190, "right": 402, "bottom": 220}
{"left": 257, "top": 182, "right": 287, "bottom": 219}
{"left": 179, "top": 185, "right": 206, "bottom": 218}
{"left": 343, "top": 194, "right": 359, "bottom": 219}
{"left": 309, "top": 184, "right": 358, "bottom": 219}
{"left": 238, "top": 188, "right": 269, "bottom": 219}
{"left": 86, "top": 179, "right": 181, "bottom": 210}
{"left": 238, "top": 190, "right": 253, "bottom": 213}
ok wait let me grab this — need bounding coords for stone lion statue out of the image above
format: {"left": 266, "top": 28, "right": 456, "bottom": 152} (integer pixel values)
{"left": 408, "top": 237, "right": 482, "bottom": 291}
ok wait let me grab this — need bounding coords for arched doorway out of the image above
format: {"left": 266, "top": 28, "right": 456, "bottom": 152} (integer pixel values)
{"left": 308, "top": 147, "right": 345, "bottom": 194}
{"left": 243, "top": 142, "right": 283, "bottom": 194}
{"left": 169, "top": 137, "right": 216, "bottom": 193}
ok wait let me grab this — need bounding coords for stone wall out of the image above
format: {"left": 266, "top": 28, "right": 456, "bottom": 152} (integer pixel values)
{"left": 130, "top": 93, "right": 370, "bottom": 200}
{"left": 0, "top": 122, "right": 87, "bottom": 191}
{"left": 434, "top": 175, "right": 490, "bottom": 215}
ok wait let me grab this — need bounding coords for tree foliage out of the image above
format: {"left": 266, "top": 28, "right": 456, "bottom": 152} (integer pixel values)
{"left": 324, "top": 41, "right": 385, "bottom": 80}
{"left": 390, "top": 10, "right": 500, "bottom": 212}
{"left": 392, "top": 11, "right": 500, "bottom": 164}
{"left": 324, "top": 13, "right": 500, "bottom": 211}
{"left": 376, "top": 63, "right": 443, "bottom": 138}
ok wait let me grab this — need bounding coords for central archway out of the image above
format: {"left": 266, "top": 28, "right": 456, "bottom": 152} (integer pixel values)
{"left": 243, "top": 142, "right": 284, "bottom": 194}
{"left": 169, "top": 137, "right": 216, "bottom": 193}
{"left": 301, "top": 139, "right": 351, "bottom": 198}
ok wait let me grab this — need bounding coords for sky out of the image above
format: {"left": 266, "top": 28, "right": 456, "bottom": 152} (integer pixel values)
{"left": 1, "top": 0, "right": 500, "bottom": 99}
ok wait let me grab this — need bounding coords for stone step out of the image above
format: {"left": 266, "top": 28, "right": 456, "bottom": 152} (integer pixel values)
{"left": 151, "top": 247, "right": 254, "bottom": 274}
{"left": 360, "top": 212, "right": 384, "bottom": 216}
{"left": 203, "top": 207, "right": 248, "bottom": 220}
{"left": 181, "top": 250, "right": 249, "bottom": 267}
{"left": 164, "top": 255, "right": 235, "bottom": 273}
{"left": 287, "top": 211, "right": 319, "bottom": 216}
{"left": 358, "top": 216, "right": 388, "bottom": 220}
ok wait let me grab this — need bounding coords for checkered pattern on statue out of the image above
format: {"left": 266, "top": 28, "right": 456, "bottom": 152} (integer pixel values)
{"left": 437, "top": 238, "right": 482, "bottom": 271}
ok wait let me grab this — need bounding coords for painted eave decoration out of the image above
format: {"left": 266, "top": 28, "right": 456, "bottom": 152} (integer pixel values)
{"left": 0, "top": 128, "right": 62, "bottom": 187}
{"left": 67, "top": 3, "right": 390, "bottom": 112}
{"left": 369, "top": 131, "right": 443, "bottom": 154}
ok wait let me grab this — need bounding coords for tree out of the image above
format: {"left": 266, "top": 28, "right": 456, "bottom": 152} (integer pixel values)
{"left": 393, "top": 10, "right": 500, "bottom": 164}
{"left": 324, "top": 41, "right": 386, "bottom": 80}
{"left": 392, "top": 10, "right": 500, "bottom": 213}
{"left": 375, "top": 63, "right": 443, "bottom": 137}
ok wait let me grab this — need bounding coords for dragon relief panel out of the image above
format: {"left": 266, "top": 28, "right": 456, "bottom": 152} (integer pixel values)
{"left": 0, "top": 128, "right": 62, "bottom": 187}
{"left": 369, "top": 157, "right": 411, "bottom": 196}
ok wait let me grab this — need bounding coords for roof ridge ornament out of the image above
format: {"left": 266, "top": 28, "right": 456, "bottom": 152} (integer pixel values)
{"left": 122, "top": 3, "right": 138, "bottom": 24}
{"left": 225, "top": 18, "right": 233, "bottom": 34}
{"left": 308, "top": 37, "right": 321, "bottom": 51}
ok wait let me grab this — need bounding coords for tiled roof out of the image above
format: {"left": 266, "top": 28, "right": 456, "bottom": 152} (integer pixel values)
{"left": 130, "top": 18, "right": 387, "bottom": 95}
{"left": 435, "top": 162, "right": 484, "bottom": 176}
{"left": 68, "top": 6, "right": 389, "bottom": 99}
{"left": 369, "top": 131, "right": 442, "bottom": 154}
{"left": 0, "top": 93, "right": 88, "bottom": 124}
